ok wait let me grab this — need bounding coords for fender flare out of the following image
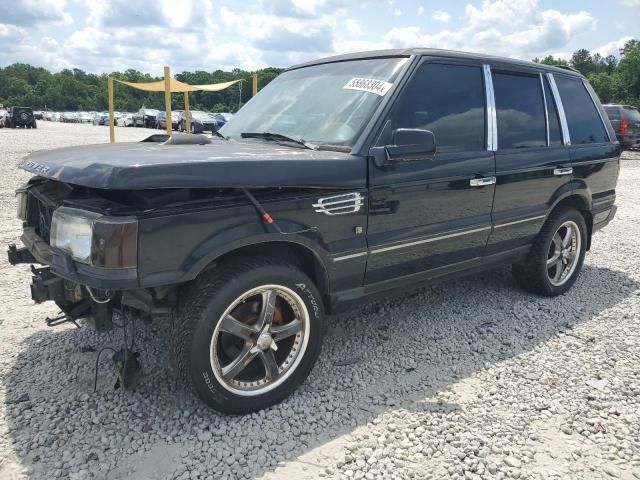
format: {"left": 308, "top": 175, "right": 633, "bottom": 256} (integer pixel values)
{"left": 180, "top": 219, "right": 331, "bottom": 285}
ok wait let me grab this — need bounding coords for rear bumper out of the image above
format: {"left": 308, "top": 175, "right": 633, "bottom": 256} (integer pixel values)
{"left": 593, "top": 205, "right": 617, "bottom": 232}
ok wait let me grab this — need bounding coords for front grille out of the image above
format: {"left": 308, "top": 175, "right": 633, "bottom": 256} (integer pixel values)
{"left": 26, "top": 191, "right": 55, "bottom": 244}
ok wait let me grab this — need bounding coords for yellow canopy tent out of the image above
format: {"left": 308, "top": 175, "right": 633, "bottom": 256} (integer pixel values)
{"left": 107, "top": 67, "right": 252, "bottom": 142}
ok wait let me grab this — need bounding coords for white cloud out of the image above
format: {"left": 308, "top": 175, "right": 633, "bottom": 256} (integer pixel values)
{"left": 620, "top": 0, "right": 640, "bottom": 6}
{"left": 344, "top": 18, "right": 364, "bottom": 36}
{"left": 432, "top": 10, "right": 451, "bottom": 23}
{"left": 418, "top": 6, "right": 425, "bottom": 15}
{"left": 594, "top": 36, "right": 635, "bottom": 57}
{"left": 0, "top": 0, "right": 72, "bottom": 27}
{"left": 393, "top": 9, "right": 402, "bottom": 16}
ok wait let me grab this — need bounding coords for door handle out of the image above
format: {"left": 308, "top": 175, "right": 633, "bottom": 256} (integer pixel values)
{"left": 469, "top": 176, "right": 496, "bottom": 187}
{"left": 553, "top": 167, "right": 573, "bottom": 176}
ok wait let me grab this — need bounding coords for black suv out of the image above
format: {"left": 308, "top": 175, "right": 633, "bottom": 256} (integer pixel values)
{"left": 8, "top": 49, "right": 620, "bottom": 413}
{"left": 5, "top": 106, "right": 37, "bottom": 129}
{"left": 603, "top": 104, "right": 640, "bottom": 149}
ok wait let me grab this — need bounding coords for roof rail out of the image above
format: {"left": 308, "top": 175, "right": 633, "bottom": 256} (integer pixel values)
{"left": 553, "top": 64, "right": 582, "bottom": 74}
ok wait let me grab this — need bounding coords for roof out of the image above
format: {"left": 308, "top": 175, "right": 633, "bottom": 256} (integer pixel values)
{"left": 288, "top": 48, "right": 584, "bottom": 77}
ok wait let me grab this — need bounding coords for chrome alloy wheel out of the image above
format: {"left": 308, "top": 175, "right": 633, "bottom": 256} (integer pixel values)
{"left": 546, "top": 220, "right": 581, "bottom": 287}
{"left": 210, "top": 285, "right": 310, "bottom": 396}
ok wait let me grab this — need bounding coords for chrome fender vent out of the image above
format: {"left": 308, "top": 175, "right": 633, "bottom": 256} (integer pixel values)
{"left": 312, "top": 192, "right": 364, "bottom": 216}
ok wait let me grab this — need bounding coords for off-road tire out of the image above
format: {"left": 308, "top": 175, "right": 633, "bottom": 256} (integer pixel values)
{"left": 513, "top": 207, "right": 587, "bottom": 296}
{"left": 173, "top": 258, "right": 325, "bottom": 413}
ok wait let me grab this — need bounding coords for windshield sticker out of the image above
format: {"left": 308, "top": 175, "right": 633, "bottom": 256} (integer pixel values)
{"left": 343, "top": 77, "right": 393, "bottom": 96}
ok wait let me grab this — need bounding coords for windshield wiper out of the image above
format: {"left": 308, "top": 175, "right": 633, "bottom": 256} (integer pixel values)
{"left": 240, "top": 132, "right": 318, "bottom": 150}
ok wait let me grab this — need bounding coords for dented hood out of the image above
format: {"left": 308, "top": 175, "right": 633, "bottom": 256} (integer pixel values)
{"left": 20, "top": 139, "right": 364, "bottom": 190}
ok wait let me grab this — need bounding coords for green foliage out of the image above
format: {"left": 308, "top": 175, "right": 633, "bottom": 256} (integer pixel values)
{"left": 533, "top": 55, "right": 569, "bottom": 67}
{"left": 0, "top": 64, "right": 284, "bottom": 113}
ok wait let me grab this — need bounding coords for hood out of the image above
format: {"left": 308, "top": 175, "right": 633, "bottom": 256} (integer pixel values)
{"left": 20, "top": 139, "right": 364, "bottom": 190}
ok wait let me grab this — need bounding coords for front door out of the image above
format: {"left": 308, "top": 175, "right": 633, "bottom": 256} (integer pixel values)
{"left": 365, "top": 59, "right": 495, "bottom": 285}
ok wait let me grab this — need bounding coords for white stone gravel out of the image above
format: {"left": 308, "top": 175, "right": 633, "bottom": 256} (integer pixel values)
{"left": 0, "top": 122, "right": 639, "bottom": 480}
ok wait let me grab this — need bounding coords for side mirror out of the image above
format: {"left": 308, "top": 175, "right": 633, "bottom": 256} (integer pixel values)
{"left": 384, "top": 128, "right": 436, "bottom": 163}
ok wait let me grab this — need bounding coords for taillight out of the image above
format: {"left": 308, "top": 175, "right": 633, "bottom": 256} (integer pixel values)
{"left": 620, "top": 118, "right": 628, "bottom": 134}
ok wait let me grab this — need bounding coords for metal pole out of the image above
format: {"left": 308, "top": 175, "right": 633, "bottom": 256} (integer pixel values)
{"left": 252, "top": 73, "right": 258, "bottom": 96}
{"left": 184, "top": 91, "right": 191, "bottom": 134}
{"left": 163, "top": 66, "right": 172, "bottom": 136}
{"left": 108, "top": 75, "right": 115, "bottom": 143}
{"left": 238, "top": 80, "right": 243, "bottom": 110}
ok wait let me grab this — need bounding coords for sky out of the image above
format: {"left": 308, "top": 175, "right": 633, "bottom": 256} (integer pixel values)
{"left": 0, "top": 0, "right": 639, "bottom": 74}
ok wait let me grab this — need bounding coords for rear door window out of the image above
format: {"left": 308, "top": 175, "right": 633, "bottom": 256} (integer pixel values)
{"left": 388, "top": 62, "right": 486, "bottom": 153}
{"left": 492, "top": 72, "right": 546, "bottom": 149}
{"left": 555, "top": 77, "right": 609, "bottom": 144}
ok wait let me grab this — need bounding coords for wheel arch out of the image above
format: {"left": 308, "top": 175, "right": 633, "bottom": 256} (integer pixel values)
{"left": 547, "top": 185, "right": 593, "bottom": 250}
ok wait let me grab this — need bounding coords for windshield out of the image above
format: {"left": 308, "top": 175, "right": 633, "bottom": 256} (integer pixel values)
{"left": 221, "top": 57, "right": 408, "bottom": 147}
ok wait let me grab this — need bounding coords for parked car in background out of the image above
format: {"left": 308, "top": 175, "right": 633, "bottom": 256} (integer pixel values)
{"left": 33, "top": 111, "right": 44, "bottom": 120}
{"left": 155, "top": 111, "right": 166, "bottom": 129}
{"left": 78, "top": 112, "right": 93, "bottom": 124}
{"left": 60, "top": 112, "right": 78, "bottom": 123}
{"left": 0, "top": 109, "right": 6, "bottom": 127}
{"left": 133, "top": 108, "right": 159, "bottom": 128}
{"left": 51, "top": 112, "right": 61, "bottom": 122}
{"left": 178, "top": 110, "right": 217, "bottom": 133}
{"left": 603, "top": 104, "right": 640, "bottom": 149}
{"left": 210, "top": 113, "right": 229, "bottom": 130}
{"left": 171, "top": 110, "right": 183, "bottom": 130}
{"left": 117, "top": 114, "right": 134, "bottom": 127}
{"left": 4, "top": 107, "right": 37, "bottom": 128}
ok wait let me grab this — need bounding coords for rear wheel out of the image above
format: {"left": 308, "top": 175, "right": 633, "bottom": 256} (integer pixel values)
{"left": 174, "top": 258, "right": 325, "bottom": 413}
{"left": 513, "top": 207, "right": 587, "bottom": 296}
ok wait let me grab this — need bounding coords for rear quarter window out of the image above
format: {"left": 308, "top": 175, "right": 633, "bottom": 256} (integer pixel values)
{"left": 555, "top": 76, "right": 609, "bottom": 144}
{"left": 623, "top": 107, "right": 640, "bottom": 122}
{"left": 604, "top": 106, "right": 620, "bottom": 120}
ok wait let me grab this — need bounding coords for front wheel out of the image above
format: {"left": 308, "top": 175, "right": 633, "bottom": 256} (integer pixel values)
{"left": 513, "top": 207, "right": 587, "bottom": 296}
{"left": 173, "top": 259, "right": 325, "bottom": 413}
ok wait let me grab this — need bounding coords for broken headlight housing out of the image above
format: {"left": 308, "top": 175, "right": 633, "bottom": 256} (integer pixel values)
{"left": 51, "top": 207, "right": 138, "bottom": 268}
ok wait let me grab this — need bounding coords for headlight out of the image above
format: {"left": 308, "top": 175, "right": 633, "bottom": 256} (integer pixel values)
{"left": 51, "top": 207, "right": 138, "bottom": 268}
{"left": 16, "top": 187, "right": 28, "bottom": 221}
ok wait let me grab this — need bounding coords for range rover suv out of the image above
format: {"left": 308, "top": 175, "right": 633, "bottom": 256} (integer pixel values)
{"left": 8, "top": 49, "right": 620, "bottom": 413}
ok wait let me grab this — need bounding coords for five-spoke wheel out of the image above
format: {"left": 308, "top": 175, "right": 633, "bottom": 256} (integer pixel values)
{"left": 210, "top": 286, "right": 310, "bottom": 396}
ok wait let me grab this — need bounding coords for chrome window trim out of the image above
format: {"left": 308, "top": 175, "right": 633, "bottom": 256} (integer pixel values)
{"left": 582, "top": 79, "right": 613, "bottom": 143}
{"left": 483, "top": 64, "right": 497, "bottom": 151}
{"left": 546, "top": 73, "right": 571, "bottom": 146}
{"left": 539, "top": 73, "right": 550, "bottom": 147}
{"left": 370, "top": 225, "right": 492, "bottom": 255}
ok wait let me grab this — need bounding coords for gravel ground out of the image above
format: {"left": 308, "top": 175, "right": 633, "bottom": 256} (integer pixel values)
{"left": 0, "top": 122, "right": 639, "bottom": 480}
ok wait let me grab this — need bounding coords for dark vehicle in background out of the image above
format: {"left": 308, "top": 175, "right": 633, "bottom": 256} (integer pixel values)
{"left": 8, "top": 49, "right": 619, "bottom": 414}
{"left": 603, "top": 104, "right": 640, "bottom": 149}
{"left": 133, "top": 108, "right": 159, "bottom": 128}
{"left": 155, "top": 111, "right": 167, "bottom": 130}
{"left": 178, "top": 110, "right": 217, "bottom": 133}
{"left": 4, "top": 107, "right": 37, "bottom": 128}
{"left": 34, "top": 111, "right": 44, "bottom": 120}
{"left": 92, "top": 112, "right": 115, "bottom": 126}
{"left": 211, "top": 113, "right": 230, "bottom": 130}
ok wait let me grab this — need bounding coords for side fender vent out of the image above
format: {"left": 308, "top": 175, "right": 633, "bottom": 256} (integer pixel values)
{"left": 312, "top": 192, "right": 364, "bottom": 216}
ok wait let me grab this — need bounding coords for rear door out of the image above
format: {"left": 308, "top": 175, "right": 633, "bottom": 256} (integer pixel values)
{"left": 553, "top": 75, "right": 620, "bottom": 214}
{"left": 622, "top": 106, "right": 640, "bottom": 145}
{"left": 365, "top": 58, "right": 495, "bottom": 285}
{"left": 486, "top": 67, "right": 571, "bottom": 256}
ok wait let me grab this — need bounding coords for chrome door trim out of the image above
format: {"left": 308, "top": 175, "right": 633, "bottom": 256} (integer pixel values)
{"left": 483, "top": 64, "right": 497, "bottom": 151}
{"left": 540, "top": 73, "right": 550, "bottom": 146}
{"left": 313, "top": 192, "right": 364, "bottom": 216}
{"left": 469, "top": 176, "right": 496, "bottom": 187}
{"left": 332, "top": 251, "right": 368, "bottom": 262}
{"left": 493, "top": 215, "right": 546, "bottom": 229}
{"left": 370, "top": 225, "right": 492, "bottom": 254}
{"left": 547, "top": 73, "right": 571, "bottom": 146}
{"left": 553, "top": 167, "right": 573, "bottom": 176}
